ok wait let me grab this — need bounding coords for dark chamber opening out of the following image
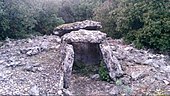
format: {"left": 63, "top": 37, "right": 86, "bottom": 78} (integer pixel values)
{"left": 71, "top": 43, "right": 102, "bottom": 75}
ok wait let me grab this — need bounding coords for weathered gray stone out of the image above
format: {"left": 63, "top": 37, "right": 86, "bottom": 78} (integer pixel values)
{"left": 108, "top": 86, "right": 119, "bottom": 95}
{"left": 60, "top": 43, "right": 74, "bottom": 88}
{"left": 53, "top": 20, "right": 102, "bottom": 36}
{"left": 160, "top": 66, "right": 170, "bottom": 73}
{"left": 0, "top": 35, "right": 64, "bottom": 95}
{"left": 163, "top": 80, "right": 170, "bottom": 85}
{"left": 108, "top": 39, "right": 169, "bottom": 68}
{"left": 29, "top": 85, "right": 39, "bottom": 95}
{"left": 23, "top": 63, "right": 42, "bottom": 73}
{"left": 62, "top": 29, "right": 107, "bottom": 43}
{"left": 0, "top": 32, "right": 170, "bottom": 95}
{"left": 0, "top": 60, "right": 5, "bottom": 64}
{"left": 90, "top": 74, "right": 100, "bottom": 80}
{"left": 100, "top": 41, "right": 124, "bottom": 80}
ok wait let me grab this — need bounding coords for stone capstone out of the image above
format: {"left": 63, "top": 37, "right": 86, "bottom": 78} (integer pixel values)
{"left": 62, "top": 29, "right": 107, "bottom": 43}
{"left": 53, "top": 20, "right": 102, "bottom": 36}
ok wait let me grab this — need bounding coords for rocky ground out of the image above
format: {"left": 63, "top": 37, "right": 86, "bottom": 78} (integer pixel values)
{"left": 0, "top": 35, "right": 170, "bottom": 95}
{"left": 0, "top": 36, "right": 63, "bottom": 95}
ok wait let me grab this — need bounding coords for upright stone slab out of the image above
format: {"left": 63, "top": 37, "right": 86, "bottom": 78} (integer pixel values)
{"left": 60, "top": 43, "right": 74, "bottom": 88}
{"left": 100, "top": 40, "right": 124, "bottom": 80}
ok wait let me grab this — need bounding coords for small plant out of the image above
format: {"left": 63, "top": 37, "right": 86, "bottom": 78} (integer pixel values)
{"left": 98, "top": 61, "right": 111, "bottom": 82}
{"left": 73, "top": 61, "right": 86, "bottom": 74}
{"left": 115, "top": 79, "right": 122, "bottom": 86}
{"left": 155, "top": 89, "right": 166, "bottom": 96}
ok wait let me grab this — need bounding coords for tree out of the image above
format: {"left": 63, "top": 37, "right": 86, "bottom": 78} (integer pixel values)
{"left": 93, "top": 0, "right": 120, "bottom": 38}
{"left": 113, "top": 0, "right": 170, "bottom": 52}
{"left": 57, "top": 0, "right": 101, "bottom": 23}
{"left": 0, "top": 0, "right": 64, "bottom": 40}
{"left": 34, "top": 0, "right": 64, "bottom": 35}
{"left": 0, "top": 0, "right": 36, "bottom": 39}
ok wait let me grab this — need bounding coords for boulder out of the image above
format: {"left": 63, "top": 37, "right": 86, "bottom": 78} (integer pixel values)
{"left": 62, "top": 29, "right": 107, "bottom": 43}
{"left": 53, "top": 20, "right": 102, "bottom": 36}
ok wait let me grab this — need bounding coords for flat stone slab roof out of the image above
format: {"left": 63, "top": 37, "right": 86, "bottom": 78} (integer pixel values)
{"left": 53, "top": 20, "right": 102, "bottom": 36}
{"left": 62, "top": 29, "right": 107, "bottom": 43}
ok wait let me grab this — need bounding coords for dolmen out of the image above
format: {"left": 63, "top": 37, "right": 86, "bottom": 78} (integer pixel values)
{"left": 54, "top": 20, "right": 123, "bottom": 88}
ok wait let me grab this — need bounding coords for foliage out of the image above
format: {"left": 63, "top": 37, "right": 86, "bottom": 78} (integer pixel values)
{"left": 93, "top": 0, "right": 120, "bottom": 38}
{"left": 58, "top": 0, "right": 103, "bottom": 23}
{"left": 73, "top": 61, "right": 99, "bottom": 76}
{"left": 110, "top": 0, "right": 170, "bottom": 52}
{"left": 98, "top": 61, "right": 111, "bottom": 82}
{"left": 0, "top": 0, "right": 35, "bottom": 39}
{"left": 0, "top": 0, "right": 64, "bottom": 40}
{"left": 115, "top": 79, "right": 123, "bottom": 86}
{"left": 93, "top": 0, "right": 170, "bottom": 52}
{"left": 34, "top": 1, "right": 64, "bottom": 35}
{"left": 72, "top": 0, "right": 93, "bottom": 21}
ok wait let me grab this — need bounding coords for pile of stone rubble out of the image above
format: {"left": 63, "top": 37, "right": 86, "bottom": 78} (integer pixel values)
{"left": 108, "top": 39, "right": 170, "bottom": 68}
{"left": 0, "top": 20, "right": 169, "bottom": 95}
{"left": 0, "top": 36, "right": 63, "bottom": 95}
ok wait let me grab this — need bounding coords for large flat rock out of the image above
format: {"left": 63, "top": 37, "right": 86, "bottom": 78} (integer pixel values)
{"left": 62, "top": 29, "right": 107, "bottom": 43}
{"left": 53, "top": 20, "right": 102, "bottom": 36}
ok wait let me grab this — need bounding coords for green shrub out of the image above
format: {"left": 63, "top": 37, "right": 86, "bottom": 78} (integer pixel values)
{"left": 0, "top": 0, "right": 36, "bottom": 40}
{"left": 98, "top": 61, "right": 111, "bottom": 82}
{"left": 113, "top": 0, "right": 170, "bottom": 52}
{"left": 0, "top": 0, "right": 64, "bottom": 40}
{"left": 93, "top": 0, "right": 120, "bottom": 38}
{"left": 34, "top": 9, "right": 64, "bottom": 35}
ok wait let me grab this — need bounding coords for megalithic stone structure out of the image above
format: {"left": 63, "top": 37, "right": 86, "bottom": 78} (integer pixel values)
{"left": 57, "top": 20, "right": 124, "bottom": 89}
